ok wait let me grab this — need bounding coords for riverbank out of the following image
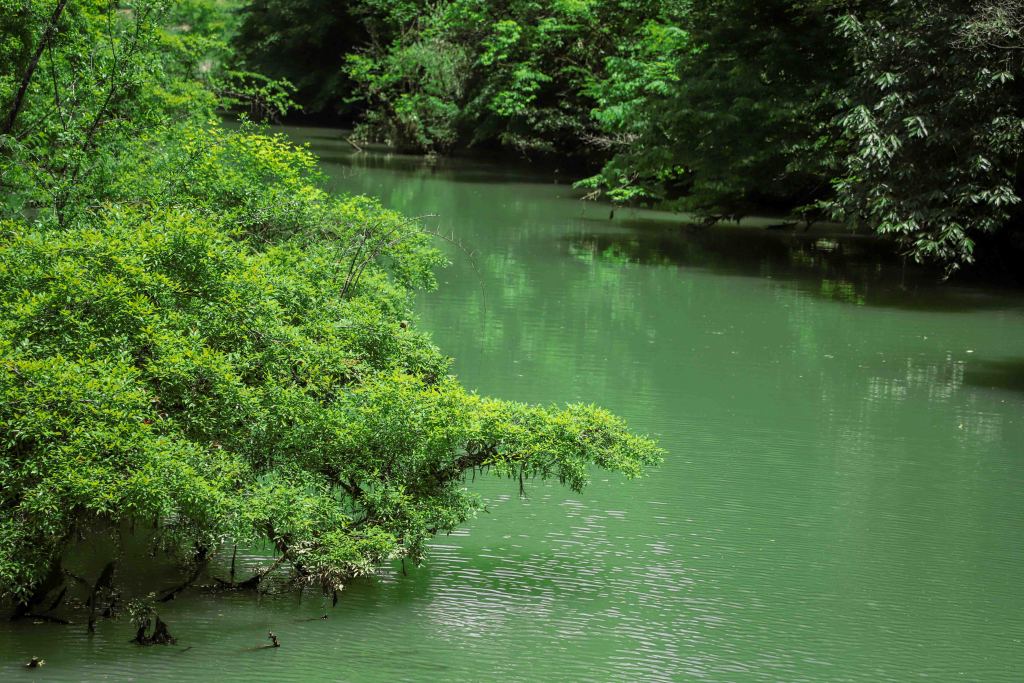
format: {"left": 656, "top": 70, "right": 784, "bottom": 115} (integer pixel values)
{"left": 284, "top": 122, "right": 1024, "bottom": 291}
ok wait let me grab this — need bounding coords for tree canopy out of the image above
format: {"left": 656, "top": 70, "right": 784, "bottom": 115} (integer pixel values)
{"left": 0, "top": 0, "right": 661, "bottom": 617}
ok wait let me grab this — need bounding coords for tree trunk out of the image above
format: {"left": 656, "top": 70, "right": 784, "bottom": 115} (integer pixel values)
{"left": 11, "top": 557, "right": 64, "bottom": 620}
{"left": 87, "top": 562, "right": 116, "bottom": 634}
{"left": 2, "top": 0, "right": 70, "bottom": 135}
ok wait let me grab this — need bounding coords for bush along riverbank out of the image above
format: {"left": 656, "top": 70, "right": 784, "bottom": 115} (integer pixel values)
{"left": 0, "top": 1, "right": 661, "bottom": 635}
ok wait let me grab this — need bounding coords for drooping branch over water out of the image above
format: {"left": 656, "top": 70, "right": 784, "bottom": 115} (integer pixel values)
{"left": 0, "top": 1, "right": 661, "bottom": 624}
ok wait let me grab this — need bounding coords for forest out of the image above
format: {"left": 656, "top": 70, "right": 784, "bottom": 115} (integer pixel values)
{"left": 2, "top": 1, "right": 1024, "bottom": 680}
{"left": 236, "top": 0, "right": 1024, "bottom": 273}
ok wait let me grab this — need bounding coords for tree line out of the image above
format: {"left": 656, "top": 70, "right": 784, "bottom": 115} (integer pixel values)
{"left": 236, "top": 0, "right": 1024, "bottom": 272}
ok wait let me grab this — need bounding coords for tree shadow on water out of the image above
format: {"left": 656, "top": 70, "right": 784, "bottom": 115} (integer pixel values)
{"left": 565, "top": 221, "right": 1024, "bottom": 313}
{"left": 963, "top": 359, "right": 1024, "bottom": 395}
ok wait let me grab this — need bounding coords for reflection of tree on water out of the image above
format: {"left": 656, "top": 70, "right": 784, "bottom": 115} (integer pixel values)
{"left": 565, "top": 223, "right": 1022, "bottom": 311}
{"left": 964, "top": 358, "right": 1024, "bottom": 395}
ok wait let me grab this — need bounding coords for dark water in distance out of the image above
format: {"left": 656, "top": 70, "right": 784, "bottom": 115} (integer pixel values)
{"left": 2, "top": 126, "right": 1023, "bottom": 681}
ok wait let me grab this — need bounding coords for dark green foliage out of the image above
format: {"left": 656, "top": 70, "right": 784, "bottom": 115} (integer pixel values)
{"left": 591, "top": 0, "right": 1024, "bottom": 267}
{"left": 233, "top": 0, "right": 361, "bottom": 115}
{"left": 584, "top": 0, "right": 847, "bottom": 215}
{"left": 239, "top": 0, "right": 689, "bottom": 155}
{"left": 828, "top": 1, "right": 1024, "bottom": 271}
{"left": 342, "top": 2, "right": 471, "bottom": 153}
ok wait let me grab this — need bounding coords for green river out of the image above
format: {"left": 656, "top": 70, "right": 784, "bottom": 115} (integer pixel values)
{"left": 2, "top": 126, "right": 1023, "bottom": 681}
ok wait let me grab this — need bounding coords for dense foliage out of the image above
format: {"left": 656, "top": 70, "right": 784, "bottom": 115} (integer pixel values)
{"left": 236, "top": 0, "right": 1024, "bottom": 271}
{"left": 828, "top": 1, "right": 1024, "bottom": 267}
{"left": 345, "top": 0, "right": 689, "bottom": 156}
{"left": 232, "top": 0, "right": 361, "bottom": 115}
{"left": 236, "top": 0, "right": 689, "bottom": 156}
{"left": 0, "top": 1, "right": 661, "bottom": 615}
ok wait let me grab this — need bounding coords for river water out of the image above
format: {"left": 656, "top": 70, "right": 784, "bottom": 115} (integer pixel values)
{"left": 2, "top": 126, "right": 1023, "bottom": 681}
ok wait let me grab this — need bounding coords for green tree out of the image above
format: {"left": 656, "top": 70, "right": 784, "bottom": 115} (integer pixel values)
{"left": 1, "top": 1, "right": 661, "bottom": 622}
{"left": 829, "top": 1, "right": 1024, "bottom": 270}
{"left": 237, "top": 0, "right": 688, "bottom": 155}
{"left": 233, "top": 0, "right": 363, "bottom": 116}
{"left": 583, "top": 0, "right": 847, "bottom": 216}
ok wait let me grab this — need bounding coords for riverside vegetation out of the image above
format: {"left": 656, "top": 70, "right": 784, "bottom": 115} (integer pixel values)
{"left": 237, "top": 0, "right": 1024, "bottom": 273}
{"left": 0, "top": 0, "right": 661, "bottom": 633}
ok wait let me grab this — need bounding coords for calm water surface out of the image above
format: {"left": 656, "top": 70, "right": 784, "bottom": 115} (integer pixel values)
{"left": 2, "top": 126, "right": 1023, "bottom": 681}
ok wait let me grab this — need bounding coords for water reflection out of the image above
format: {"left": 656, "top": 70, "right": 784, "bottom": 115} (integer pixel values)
{"left": 567, "top": 224, "right": 1024, "bottom": 312}
{"left": 963, "top": 358, "right": 1024, "bottom": 395}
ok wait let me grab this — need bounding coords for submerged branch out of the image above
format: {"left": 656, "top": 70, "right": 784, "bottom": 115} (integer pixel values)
{"left": 158, "top": 548, "right": 208, "bottom": 602}
{"left": 215, "top": 551, "right": 290, "bottom": 591}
